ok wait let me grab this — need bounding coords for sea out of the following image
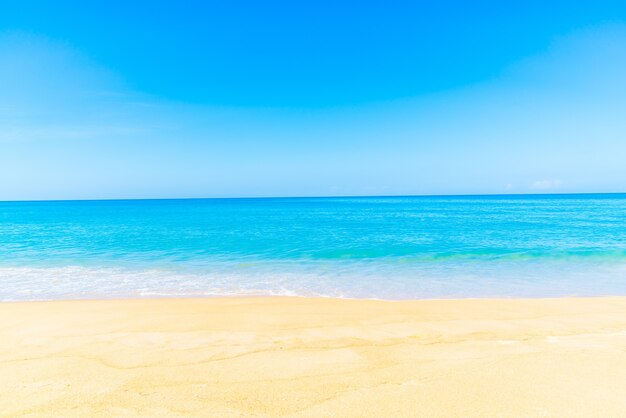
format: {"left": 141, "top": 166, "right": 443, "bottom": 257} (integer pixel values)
{"left": 1, "top": 194, "right": 626, "bottom": 301}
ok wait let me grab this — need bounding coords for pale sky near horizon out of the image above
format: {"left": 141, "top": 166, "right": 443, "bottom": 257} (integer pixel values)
{"left": 1, "top": 1, "right": 626, "bottom": 200}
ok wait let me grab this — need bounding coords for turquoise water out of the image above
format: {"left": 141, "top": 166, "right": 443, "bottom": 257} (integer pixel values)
{"left": 1, "top": 194, "right": 626, "bottom": 301}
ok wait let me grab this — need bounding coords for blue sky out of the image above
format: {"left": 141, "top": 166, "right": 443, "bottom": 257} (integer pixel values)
{"left": 1, "top": 1, "right": 626, "bottom": 199}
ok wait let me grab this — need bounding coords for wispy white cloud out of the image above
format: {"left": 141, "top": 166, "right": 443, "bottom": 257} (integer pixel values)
{"left": 531, "top": 179, "right": 563, "bottom": 190}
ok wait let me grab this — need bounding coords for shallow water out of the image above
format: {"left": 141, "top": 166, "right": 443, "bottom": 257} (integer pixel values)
{"left": 1, "top": 194, "right": 626, "bottom": 300}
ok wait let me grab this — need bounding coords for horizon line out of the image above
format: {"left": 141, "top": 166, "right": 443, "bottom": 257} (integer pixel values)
{"left": 1, "top": 191, "right": 626, "bottom": 204}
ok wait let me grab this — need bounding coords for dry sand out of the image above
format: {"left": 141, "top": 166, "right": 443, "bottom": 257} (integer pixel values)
{"left": 1, "top": 296, "right": 626, "bottom": 417}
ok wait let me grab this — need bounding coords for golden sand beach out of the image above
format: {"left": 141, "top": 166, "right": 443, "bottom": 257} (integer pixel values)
{"left": 2, "top": 296, "right": 626, "bottom": 417}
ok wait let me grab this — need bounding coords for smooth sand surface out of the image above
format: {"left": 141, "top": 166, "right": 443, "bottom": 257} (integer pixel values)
{"left": 2, "top": 297, "right": 626, "bottom": 417}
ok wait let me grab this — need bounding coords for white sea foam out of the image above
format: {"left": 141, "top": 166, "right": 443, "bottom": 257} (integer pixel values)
{"left": 0, "top": 265, "right": 348, "bottom": 301}
{"left": 2, "top": 261, "right": 626, "bottom": 301}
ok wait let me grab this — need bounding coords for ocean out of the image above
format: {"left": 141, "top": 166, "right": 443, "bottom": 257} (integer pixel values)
{"left": 1, "top": 194, "right": 626, "bottom": 301}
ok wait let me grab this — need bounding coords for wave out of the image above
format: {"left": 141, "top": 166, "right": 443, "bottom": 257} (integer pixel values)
{"left": 309, "top": 248, "right": 626, "bottom": 262}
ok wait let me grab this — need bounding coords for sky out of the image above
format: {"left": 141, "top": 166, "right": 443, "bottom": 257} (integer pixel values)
{"left": 1, "top": 1, "right": 626, "bottom": 200}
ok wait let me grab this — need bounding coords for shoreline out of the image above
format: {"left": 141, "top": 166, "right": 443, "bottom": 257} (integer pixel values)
{"left": 3, "top": 292, "right": 625, "bottom": 304}
{"left": 2, "top": 296, "right": 626, "bottom": 416}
